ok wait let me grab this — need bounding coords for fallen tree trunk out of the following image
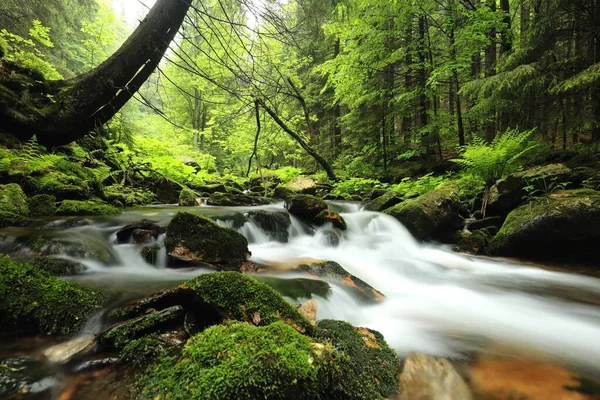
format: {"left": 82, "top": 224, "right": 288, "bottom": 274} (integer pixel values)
{"left": 0, "top": 0, "right": 192, "bottom": 147}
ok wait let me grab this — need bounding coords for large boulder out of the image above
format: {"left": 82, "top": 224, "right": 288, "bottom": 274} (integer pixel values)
{"left": 247, "top": 210, "right": 291, "bottom": 242}
{"left": 488, "top": 190, "right": 600, "bottom": 262}
{"left": 487, "top": 164, "right": 574, "bottom": 216}
{"left": 285, "top": 194, "right": 328, "bottom": 220}
{"left": 116, "top": 219, "right": 161, "bottom": 244}
{"left": 398, "top": 353, "right": 473, "bottom": 400}
{"left": 178, "top": 189, "right": 197, "bottom": 206}
{"left": 0, "top": 183, "right": 29, "bottom": 227}
{"left": 364, "top": 191, "right": 402, "bottom": 212}
{"left": 26, "top": 194, "right": 56, "bottom": 217}
{"left": 384, "top": 185, "right": 464, "bottom": 243}
{"left": 165, "top": 212, "right": 249, "bottom": 269}
{"left": 0, "top": 256, "right": 107, "bottom": 336}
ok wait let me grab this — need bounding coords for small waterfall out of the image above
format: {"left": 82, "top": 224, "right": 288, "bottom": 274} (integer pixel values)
{"left": 240, "top": 221, "right": 271, "bottom": 244}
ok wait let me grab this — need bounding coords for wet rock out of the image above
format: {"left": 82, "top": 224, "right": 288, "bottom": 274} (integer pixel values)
{"left": 165, "top": 212, "right": 249, "bottom": 269}
{"left": 72, "top": 357, "right": 120, "bottom": 374}
{"left": 247, "top": 210, "right": 291, "bottom": 242}
{"left": 257, "top": 276, "right": 331, "bottom": 300}
{"left": 364, "top": 191, "right": 403, "bottom": 212}
{"left": 27, "top": 194, "right": 56, "bottom": 217}
{"left": 370, "top": 188, "right": 389, "bottom": 200}
{"left": 116, "top": 219, "right": 161, "bottom": 244}
{"left": 0, "top": 183, "right": 29, "bottom": 227}
{"left": 178, "top": 189, "right": 197, "bottom": 206}
{"left": 456, "top": 227, "right": 498, "bottom": 255}
{"left": 43, "top": 335, "right": 96, "bottom": 364}
{"left": 273, "top": 186, "right": 297, "bottom": 199}
{"left": 131, "top": 229, "right": 154, "bottom": 244}
{"left": 141, "top": 244, "right": 161, "bottom": 265}
{"left": 316, "top": 319, "right": 400, "bottom": 399}
{"left": 0, "top": 357, "right": 58, "bottom": 399}
{"left": 297, "top": 261, "right": 384, "bottom": 303}
{"left": 466, "top": 216, "right": 503, "bottom": 232}
{"left": 106, "top": 287, "right": 196, "bottom": 323}
{"left": 384, "top": 185, "right": 464, "bottom": 243}
{"left": 0, "top": 256, "right": 107, "bottom": 336}
{"left": 314, "top": 209, "right": 347, "bottom": 230}
{"left": 30, "top": 255, "right": 87, "bottom": 275}
{"left": 488, "top": 189, "right": 600, "bottom": 262}
{"left": 487, "top": 163, "right": 574, "bottom": 216}
{"left": 298, "top": 299, "right": 317, "bottom": 325}
{"left": 211, "top": 212, "right": 247, "bottom": 229}
{"left": 156, "top": 180, "right": 180, "bottom": 204}
{"left": 285, "top": 194, "right": 328, "bottom": 221}
{"left": 398, "top": 353, "right": 473, "bottom": 400}
{"left": 99, "top": 305, "right": 186, "bottom": 350}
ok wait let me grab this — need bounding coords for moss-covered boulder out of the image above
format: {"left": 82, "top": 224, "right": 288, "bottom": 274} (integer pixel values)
{"left": 207, "top": 193, "right": 269, "bottom": 206}
{"left": 35, "top": 172, "right": 91, "bottom": 200}
{"left": 383, "top": 185, "right": 464, "bottom": 242}
{"left": 26, "top": 194, "right": 57, "bottom": 217}
{"left": 314, "top": 209, "right": 347, "bottom": 230}
{"left": 363, "top": 191, "right": 402, "bottom": 212}
{"left": 0, "top": 256, "right": 107, "bottom": 336}
{"left": 455, "top": 227, "right": 498, "bottom": 255}
{"left": 29, "top": 255, "right": 87, "bottom": 275}
{"left": 141, "top": 245, "right": 161, "bottom": 265}
{"left": 140, "top": 321, "right": 330, "bottom": 400}
{"left": 56, "top": 199, "right": 120, "bottom": 216}
{"left": 178, "top": 189, "right": 197, "bottom": 206}
{"left": 285, "top": 194, "right": 328, "bottom": 221}
{"left": 165, "top": 212, "right": 249, "bottom": 269}
{"left": 0, "top": 183, "right": 29, "bottom": 227}
{"left": 103, "top": 184, "right": 156, "bottom": 206}
{"left": 273, "top": 186, "right": 297, "bottom": 199}
{"left": 247, "top": 210, "right": 291, "bottom": 242}
{"left": 488, "top": 190, "right": 600, "bottom": 262}
{"left": 315, "top": 319, "right": 400, "bottom": 399}
{"left": 184, "top": 272, "right": 313, "bottom": 334}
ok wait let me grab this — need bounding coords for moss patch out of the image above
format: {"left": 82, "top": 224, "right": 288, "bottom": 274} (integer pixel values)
{"left": 178, "top": 189, "right": 197, "bottom": 206}
{"left": 30, "top": 255, "right": 87, "bottom": 275}
{"left": 183, "top": 272, "right": 313, "bottom": 334}
{"left": 0, "top": 255, "right": 107, "bottom": 336}
{"left": 0, "top": 183, "right": 29, "bottom": 227}
{"left": 140, "top": 321, "right": 329, "bottom": 400}
{"left": 26, "top": 194, "right": 56, "bottom": 217}
{"left": 56, "top": 199, "right": 120, "bottom": 216}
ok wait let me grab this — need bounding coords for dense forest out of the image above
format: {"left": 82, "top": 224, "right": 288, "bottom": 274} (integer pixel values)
{"left": 1, "top": 0, "right": 600, "bottom": 399}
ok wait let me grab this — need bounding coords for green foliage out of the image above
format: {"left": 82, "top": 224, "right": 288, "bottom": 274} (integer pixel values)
{"left": 392, "top": 173, "right": 447, "bottom": 198}
{"left": 523, "top": 174, "right": 571, "bottom": 202}
{"left": 140, "top": 322, "right": 329, "bottom": 400}
{"left": 0, "top": 255, "right": 107, "bottom": 335}
{"left": 452, "top": 128, "right": 537, "bottom": 186}
{"left": 258, "top": 167, "right": 303, "bottom": 184}
{"left": 332, "top": 178, "right": 386, "bottom": 197}
{"left": 0, "top": 183, "right": 29, "bottom": 227}
{"left": 56, "top": 199, "right": 120, "bottom": 216}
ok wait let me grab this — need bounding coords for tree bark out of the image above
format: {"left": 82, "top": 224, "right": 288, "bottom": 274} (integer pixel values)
{"left": 0, "top": 0, "right": 192, "bottom": 146}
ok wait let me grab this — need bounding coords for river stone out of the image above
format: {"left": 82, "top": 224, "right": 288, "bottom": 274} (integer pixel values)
{"left": 165, "top": 212, "right": 249, "bottom": 269}
{"left": 364, "top": 191, "right": 402, "bottom": 212}
{"left": 488, "top": 189, "right": 600, "bottom": 262}
{"left": 383, "top": 185, "right": 464, "bottom": 243}
{"left": 178, "top": 189, "right": 197, "bottom": 206}
{"left": 285, "top": 176, "right": 318, "bottom": 194}
{"left": 487, "top": 163, "right": 574, "bottom": 216}
{"left": 466, "top": 216, "right": 503, "bottom": 232}
{"left": 116, "top": 219, "right": 161, "bottom": 244}
{"left": 399, "top": 353, "right": 473, "bottom": 400}
{"left": 313, "top": 209, "right": 347, "bottom": 230}
{"left": 285, "top": 194, "right": 328, "bottom": 221}
{"left": 43, "top": 335, "right": 96, "bottom": 364}
{"left": 0, "top": 183, "right": 29, "bottom": 227}
{"left": 247, "top": 210, "right": 291, "bottom": 242}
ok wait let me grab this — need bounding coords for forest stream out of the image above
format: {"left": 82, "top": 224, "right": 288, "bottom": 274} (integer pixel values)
{"left": 1, "top": 201, "right": 599, "bottom": 399}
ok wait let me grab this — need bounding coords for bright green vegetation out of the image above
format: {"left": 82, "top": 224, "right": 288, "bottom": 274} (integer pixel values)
{"left": 0, "top": 255, "right": 107, "bottom": 335}
{"left": 165, "top": 212, "right": 249, "bottom": 266}
{"left": 56, "top": 199, "right": 120, "bottom": 216}
{"left": 183, "top": 272, "right": 313, "bottom": 334}
{"left": 0, "top": 183, "right": 29, "bottom": 227}
{"left": 29, "top": 255, "right": 87, "bottom": 275}
{"left": 140, "top": 322, "right": 330, "bottom": 400}
{"left": 26, "top": 194, "right": 56, "bottom": 216}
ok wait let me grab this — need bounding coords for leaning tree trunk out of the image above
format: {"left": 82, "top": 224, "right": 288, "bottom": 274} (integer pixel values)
{"left": 0, "top": 0, "right": 192, "bottom": 147}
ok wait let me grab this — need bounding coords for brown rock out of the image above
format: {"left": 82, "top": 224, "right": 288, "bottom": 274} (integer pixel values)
{"left": 298, "top": 299, "right": 317, "bottom": 325}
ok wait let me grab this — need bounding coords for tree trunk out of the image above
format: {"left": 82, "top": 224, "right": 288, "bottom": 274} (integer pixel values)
{"left": 0, "top": 0, "right": 192, "bottom": 146}
{"left": 485, "top": 0, "right": 497, "bottom": 142}
{"left": 592, "top": 0, "right": 600, "bottom": 142}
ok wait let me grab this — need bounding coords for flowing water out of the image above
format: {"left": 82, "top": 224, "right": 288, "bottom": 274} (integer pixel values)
{"left": 1, "top": 201, "right": 600, "bottom": 398}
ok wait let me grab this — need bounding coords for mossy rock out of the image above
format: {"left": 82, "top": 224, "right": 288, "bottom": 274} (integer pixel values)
{"left": 207, "top": 193, "right": 269, "bottom": 206}
{"left": 165, "top": 212, "right": 249, "bottom": 268}
{"left": 103, "top": 184, "right": 156, "bottom": 206}
{"left": 247, "top": 210, "right": 291, "bottom": 242}
{"left": 29, "top": 255, "right": 87, "bottom": 275}
{"left": 139, "top": 321, "right": 331, "bottom": 400}
{"left": 178, "top": 189, "right": 197, "bottom": 206}
{"left": 36, "top": 172, "right": 91, "bottom": 200}
{"left": 0, "top": 183, "right": 29, "bottom": 227}
{"left": 383, "top": 185, "right": 464, "bottom": 242}
{"left": 285, "top": 194, "right": 328, "bottom": 221}
{"left": 314, "top": 209, "right": 347, "bottom": 230}
{"left": 0, "top": 256, "right": 107, "bottom": 336}
{"left": 488, "top": 190, "right": 600, "bottom": 262}
{"left": 27, "top": 194, "right": 57, "bottom": 217}
{"left": 315, "top": 319, "right": 400, "bottom": 399}
{"left": 363, "top": 191, "right": 402, "bottom": 212}
{"left": 455, "top": 227, "right": 498, "bottom": 255}
{"left": 141, "top": 245, "right": 161, "bottom": 265}
{"left": 183, "top": 272, "right": 313, "bottom": 334}
{"left": 56, "top": 199, "right": 120, "bottom": 216}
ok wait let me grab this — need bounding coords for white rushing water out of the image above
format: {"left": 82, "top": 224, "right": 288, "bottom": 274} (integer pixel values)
{"left": 41, "top": 203, "right": 600, "bottom": 372}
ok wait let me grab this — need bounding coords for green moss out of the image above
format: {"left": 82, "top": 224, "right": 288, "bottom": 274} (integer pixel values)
{"left": 178, "top": 189, "right": 197, "bottom": 206}
{"left": 140, "top": 321, "right": 329, "bottom": 400}
{"left": 36, "top": 172, "right": 90, "bottom": 199}
{"left": 103, "top": 184, "right": 156, "bottom": 206}
{"left": 56, "top": 200, "right": 120, "bottom": 216}
{"left": 0, "top": 183, "right": 29, "bottom": 227}
{"left": 165, "top": 212, "right": 249, "bottom": 266}
{"left": 315, "top": 320, "right": 399, "bottom": 399}
{"left": 27, "top": 194, "right": 56, "bottom": 217}
{"left": 363, "top": 191, "right": 402, "bottom": 212}
{"left": 30, "top": 255, "right": 87, "bottom": 275}
{"left": 0, "top": 255, "right": 107, "bottom": 336}
{"left": 285, "top": 194, "right": 328, "bottom": 220}
{"left": 256, "top": 276, "right": 331, "bottom": 300}
{"left": 141, "top": 245, "right": 161, "bottom": 265}
{"left": 183, "top": 272, "right": 313, "bottom": 334}
{"left": 120, "top": 335, "right": 180, "bottom": 369}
